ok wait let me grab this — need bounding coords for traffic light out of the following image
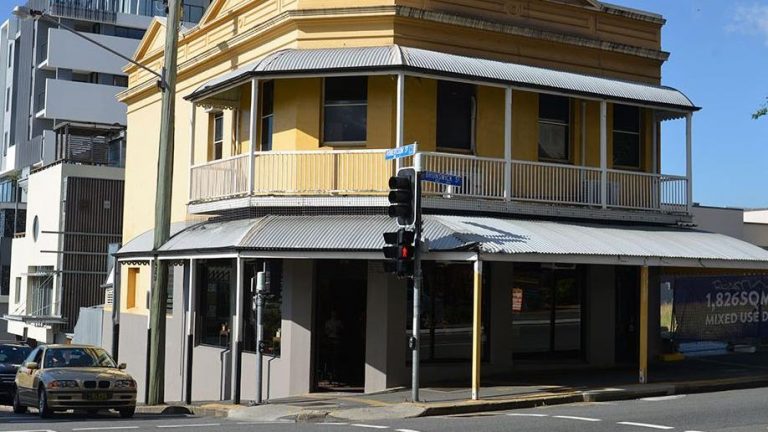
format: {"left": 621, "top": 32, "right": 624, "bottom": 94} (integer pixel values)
{"left": 388, "top": 169, "right": 416, "bottom": 227}
{"left": 382, "top": 228, "right": 415, "bottom": 278}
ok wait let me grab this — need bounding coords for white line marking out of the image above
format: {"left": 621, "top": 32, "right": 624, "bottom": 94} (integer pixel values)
{"left": 553, "top": 415, "right": 601, "bottom": 422}
{"left": 395, "top": 429, "right": 421, "bottom": 432}
{"left": 350, "top": 425, "right": 389, "bottom": 430}
{"left": 72, "top": 426, "right": 139, "bottom": 430}
{"left": 157, "top": 424, "right": 220, "bottom": 429}
{"left": 319, "top": 424, "right": 349, "bottom": 426}
{"left": 506, "top": 413, "right": 549, "bottom": 417}
{"left": 233, "top": 422, "right": 292, "bottom": 425}
{"left": 618, "top": 421, "right": 675, "bottom": 430}
{"left": 641, "top": 395, "right": 686, "bottom": 402}
{"left": 0, "top": 430, "right": 57, "bottom": 432}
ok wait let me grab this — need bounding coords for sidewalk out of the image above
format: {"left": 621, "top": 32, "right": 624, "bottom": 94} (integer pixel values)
{"left": 144, "top": 352, "right": 768, "bottom": 421}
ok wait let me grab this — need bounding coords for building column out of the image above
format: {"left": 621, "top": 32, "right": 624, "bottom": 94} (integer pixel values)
{"left": 248, "top": 79, "right": 259, "bottom": 194}
{"left": 639, "top": 265, "right": 649, "bottom": 384}
{"left": 365, "top": 262, "right": 407, "bottom": 393}
{"left": 232, "top": 256, "right": 244, "bottom": 403}
{"left": 282, "top": 260, "right": 315, "bottom": 395}
{"left": 188, "top": 102, "right": 196, "bottom": 202}
{"left": 144, "top": 259, "right": 154, "bottom": 404}
{"left": 395, "top": 72, "right": 405, "bottom": 170}
{"left": 599, "top": 100, "right": 608, "bottom": 208}
{"left": 503, "top": 87, "right": 512, "bottom": 200}
{"left": 685, "top": 113, "right": 693, "bottom": 214}
{"left": 471, "top": 259, "right": 483, "bottom": 400}
{"left": 184, "top": 259, "right": 196, "bottom": 404}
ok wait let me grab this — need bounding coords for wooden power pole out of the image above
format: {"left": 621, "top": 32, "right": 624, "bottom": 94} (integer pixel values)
{"left": 148, "top": 0, "right": 181, "bottom": 405}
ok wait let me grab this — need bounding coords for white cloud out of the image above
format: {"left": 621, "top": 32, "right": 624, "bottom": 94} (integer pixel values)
{"left": 728, "top": 3, "right": 768, "bottom": 45}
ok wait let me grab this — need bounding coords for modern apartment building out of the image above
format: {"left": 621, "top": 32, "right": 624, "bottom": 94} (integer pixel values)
{"left": 0, "top": 0, "right": 211, "bottom": 342}
{"left": 115, "top": 0, "right": 768, "bottom": 403}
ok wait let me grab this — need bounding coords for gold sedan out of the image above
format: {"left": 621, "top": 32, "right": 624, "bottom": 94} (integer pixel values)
{"left": 13, "top": 345, "right": 137, "bottom": 418}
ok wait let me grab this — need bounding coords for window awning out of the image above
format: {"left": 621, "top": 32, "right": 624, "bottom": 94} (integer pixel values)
{"left": 186, "top": 45, "right": 698, "bottom": 116}
{"left": 117, "top": 215, "right": 768, "bottom": 270}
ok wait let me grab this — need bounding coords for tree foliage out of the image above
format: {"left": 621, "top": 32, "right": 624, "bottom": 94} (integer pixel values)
{"left": 754, "top": 97, "right": 768, "bottom": 120}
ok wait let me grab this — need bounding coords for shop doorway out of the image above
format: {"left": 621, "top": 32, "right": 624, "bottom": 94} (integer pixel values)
{"left": 615, "top": 266, "right": 640, "bottom": 364}
{"left": 313, "top": 260, "right": 367, "bottom": 392}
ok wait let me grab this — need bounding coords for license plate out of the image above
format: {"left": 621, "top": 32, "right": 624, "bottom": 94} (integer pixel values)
{"left": 84, "top": 392, "right": 110, "bottom": 401}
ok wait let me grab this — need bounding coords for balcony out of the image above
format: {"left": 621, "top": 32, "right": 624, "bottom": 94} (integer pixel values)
{"left": 37, "top": 79, "right": 127, "bottom": 126}
{"left": 188, "top": 150, "right": 689, "bottom": 219}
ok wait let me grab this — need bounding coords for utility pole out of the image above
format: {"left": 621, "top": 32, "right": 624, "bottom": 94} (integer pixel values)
{"left": 148, "top": 0, "right": 180, "bottom": 405}
{"left": 253, "top": 271, "right": 266, "bottom": 404}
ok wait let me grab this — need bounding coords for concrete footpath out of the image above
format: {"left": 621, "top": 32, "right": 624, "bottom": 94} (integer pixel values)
{"left": 137, "top": 353, "right": 768, "bottom": 421}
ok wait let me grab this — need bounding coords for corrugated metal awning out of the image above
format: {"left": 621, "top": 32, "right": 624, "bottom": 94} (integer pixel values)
{"left": 186, "top": 45, "right": 697, "bottom": 114}
{"left": 118, "top": 215, "right": 768, "bottom": 269}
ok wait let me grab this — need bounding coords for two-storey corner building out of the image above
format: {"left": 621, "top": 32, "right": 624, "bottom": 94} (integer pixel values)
{"left": 115, "top": 0, "right": 768, "bottom": 402}
{"left": 0, "top": 0, "right": 212, "bottom": 343}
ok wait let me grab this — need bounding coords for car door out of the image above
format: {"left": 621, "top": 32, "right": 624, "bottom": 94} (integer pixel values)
{"left": 16, "top": 347, "right": 42, "bottom": 404}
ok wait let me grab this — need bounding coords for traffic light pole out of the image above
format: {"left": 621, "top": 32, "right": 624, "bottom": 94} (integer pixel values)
{"left": 411, "top": 170, "right": 423, "bottom": 402}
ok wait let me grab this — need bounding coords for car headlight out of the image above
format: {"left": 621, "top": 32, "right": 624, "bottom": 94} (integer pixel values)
{"left": 114, "top": 379, "right": 136, "bottom": 389}
{"left": 48, "top": 380, "right": 78, "bottom": 389}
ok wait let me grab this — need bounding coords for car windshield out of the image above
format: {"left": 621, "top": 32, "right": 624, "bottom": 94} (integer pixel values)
{"left": 43, "top": 347, "right": 117, "bottom": 369}
{"left": 0, "top": 346, "right": 31, "bottom": 365}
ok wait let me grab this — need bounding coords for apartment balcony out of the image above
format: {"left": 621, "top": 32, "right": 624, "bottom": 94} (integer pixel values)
{"left": 188, "top": 150, "right": 690, "bottom": 222}
{"left": 36, "top": 79, "right": 127, "bottom": 126}
{"left": 38, "top": 28, "right": 140, "bottom": 76}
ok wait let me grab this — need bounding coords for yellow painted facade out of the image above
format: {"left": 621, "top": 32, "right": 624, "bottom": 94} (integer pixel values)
{"left": 119, "top": 0, "right": 672, "bottom": 314}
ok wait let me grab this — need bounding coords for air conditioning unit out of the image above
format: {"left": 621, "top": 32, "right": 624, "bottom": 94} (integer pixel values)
{"left": 443, "top": 170, "right": 484, "bottom": 198}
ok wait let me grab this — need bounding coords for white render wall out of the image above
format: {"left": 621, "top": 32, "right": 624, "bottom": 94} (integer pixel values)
{"left": 44, "top": 28, "right": 141, "bottom": 76}
{"left": 41, "top": 79, "right": 127, "bottom": 125}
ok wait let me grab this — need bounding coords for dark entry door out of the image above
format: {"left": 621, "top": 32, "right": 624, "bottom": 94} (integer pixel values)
{"left": 314, "top": 260, "right": 367, "bottom": 391}
{"left": 615, "top": 267, "right": 640, "bottom": 364}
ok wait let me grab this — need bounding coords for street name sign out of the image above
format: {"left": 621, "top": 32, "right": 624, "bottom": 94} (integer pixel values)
{"left": 385, "top": 143, "right": 417, "bottom": 160}
{"left": 422, "top": 171, "right": 463, "bottom": 187}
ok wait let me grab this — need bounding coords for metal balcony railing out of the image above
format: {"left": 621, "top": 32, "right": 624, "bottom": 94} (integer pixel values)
{"left": 188, "top": 149, "right": 690, "bottom": 214}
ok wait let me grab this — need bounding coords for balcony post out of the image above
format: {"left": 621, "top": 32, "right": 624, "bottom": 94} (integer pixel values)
{"left": 249, "top": 78, "right": 259, "bottom": 195}
{"left": 395, "top": 72, "right": 405, "bottom": 171}
{"left": 685, "top": 112, "right": 693, "bottom": 214}
{"left": 600, "top": 100, "right": 608, "bottom": 208}
{"left": 188, "top": 102, "right": 196, "bottom": 202}
{"left": 503, "top": 87, "right": 512, "bottom": 201}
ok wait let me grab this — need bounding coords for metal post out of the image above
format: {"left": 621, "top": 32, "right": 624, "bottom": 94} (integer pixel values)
{"left": 639, "top": 265, "right": 649, "bottom": 384}
{"left": 503, "top": 87, "right": 512, "bottom": 201}
{"left": 685, "top": 113, "right": 693, "bottom": 214}
{"left": 232, "top": 256, "right": 244, "bottom": 403}
{"left": 111, "top": 259, "right": 121, "bottom": 361}
{"left": 185, "top": 258, "right": 196, "bottom": 404}
{"left": 599, "top": 101, "right": 608, "bottom": 208}
{"left": 254, "top": 271, "right": 266, "bottom": 404}
{"left": 248, "top": 79, "right": 258, "bottom": 194}
{"left": 411, "top": 158, "right": 423, "bottom": 403}
{"left": 395, "top": 73, "right": 405, "bottom": 171}
{"left": 148, "top": 0, "right": 181, "bottom": 405}
{"left": 471, "top": 259, "right": 483, "bottom": 400}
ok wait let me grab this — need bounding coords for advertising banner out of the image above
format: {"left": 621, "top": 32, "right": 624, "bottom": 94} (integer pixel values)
{"left": 673, "top": 275, "right": 768, "bottom": 342}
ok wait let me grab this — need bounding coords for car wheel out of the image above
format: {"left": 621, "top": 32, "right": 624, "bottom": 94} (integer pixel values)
{"left": 37, "top": 387, "right": 52, "bottom": 419}
{"left": 12, "top": 388, "right": 26, "bottom": 414}
{"left": 118, "top": 406, "right": 135, "bottom": 419}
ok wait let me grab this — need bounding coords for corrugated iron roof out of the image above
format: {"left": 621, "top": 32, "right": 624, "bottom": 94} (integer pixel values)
{"left": 117, "top": 215, "right": 768, "bottom": 268}
{"left": 187, "top": 45, "right": 697, "bottom": 112}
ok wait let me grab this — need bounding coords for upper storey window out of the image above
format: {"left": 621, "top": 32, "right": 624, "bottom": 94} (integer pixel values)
{"left": 323, "top": 76, "right": 367, "bottom": 144}
{"left": 613, "top": 104, "right": 641, "bottom": 169}
{"left": 212, "top": 112, "right": 223, "bottom": 160}
{"left": 260, "top": 81, "right": 274, "bottom": 151}
{"left": 437, "top": 81, "right": 475, "bottom": 152}
{"left": 538, "top": 94, "right": 570, "bottom": 162}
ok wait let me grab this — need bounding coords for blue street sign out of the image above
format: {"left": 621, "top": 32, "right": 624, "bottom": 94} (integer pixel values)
{"left": 422, "top": 171, "right": 463, "bottom": 187}
{"left": 385, "top": 143, "right": 417, "bottom": 160}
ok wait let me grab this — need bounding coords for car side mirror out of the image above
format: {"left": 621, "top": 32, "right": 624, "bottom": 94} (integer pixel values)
{"left": 118, "top": 363, "right": 127, "bottom": 370}
{"left": 26, "top": 362, "right": 38, "bottom": 370}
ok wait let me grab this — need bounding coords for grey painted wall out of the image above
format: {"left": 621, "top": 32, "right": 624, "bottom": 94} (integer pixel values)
{"left": 586, "top": 265, "right": 616, "bottom": 367}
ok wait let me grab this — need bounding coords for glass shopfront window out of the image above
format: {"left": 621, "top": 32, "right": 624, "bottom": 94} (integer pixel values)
{"left": 196, "top": 259, "right": 233, "bottom": 347}
{"left": 511, "top": 263, "right": 583, "bottom": 359}
{"left": 408, "top": 262, "right": 489, "bottom": 362}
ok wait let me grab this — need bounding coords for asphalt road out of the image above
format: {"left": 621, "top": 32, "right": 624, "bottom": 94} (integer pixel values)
{"left": 0, "top": 387, "right": 766, "bottom": 432}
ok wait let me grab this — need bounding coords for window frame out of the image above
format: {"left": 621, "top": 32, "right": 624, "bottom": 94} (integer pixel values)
{"left": 612, "top": 104, "right": 643, "bottom": 170}
{"left": 436, "top": 80, "right": 477, "bottom": 154}
{"left": 321, "top": 76, "right": 368, "bottom": 146}
{"left": 537, "top": 94, "right": 572, "bottom": 164}
{"left": 211, "top": 112, "right": 224, "bottom": 160}
{"left": 260, "top": 80, "right": 274, "bottom": 152}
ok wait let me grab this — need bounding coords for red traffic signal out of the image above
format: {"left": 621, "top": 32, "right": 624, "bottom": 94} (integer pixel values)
{"left": 382, "top": 228, "right": 416, "bottom": 279}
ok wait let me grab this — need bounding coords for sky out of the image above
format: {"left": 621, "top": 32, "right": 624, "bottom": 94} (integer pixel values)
{"left": 0, "top": 0, "right": 765, "bottom": 208}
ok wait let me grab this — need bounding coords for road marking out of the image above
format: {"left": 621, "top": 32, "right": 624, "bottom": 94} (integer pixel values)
{"left": 350, "top": 425, "right": 389, "bottom": 429}
{"left": 618, "top": 421, "right": 675, "bottom": 430}
{"left": 72, "top": 426, "right": 139, "bottom": 430}
{"left": 157, "top": 424, "right": 220, "bottom": 429}
{"left": 641, "top": 395, "right": 686, "bottom": 402}
{"left": 0, "top": 430, "right": 57, "bottom": 432}
{"left": 395, "top": 429, "right": 421, "bottom": 432}
{"left": 506, "top": 413, "right": 549, "bottom": 417}
{"left": 553, "top": 415, "right": 601, "bottom": 422}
